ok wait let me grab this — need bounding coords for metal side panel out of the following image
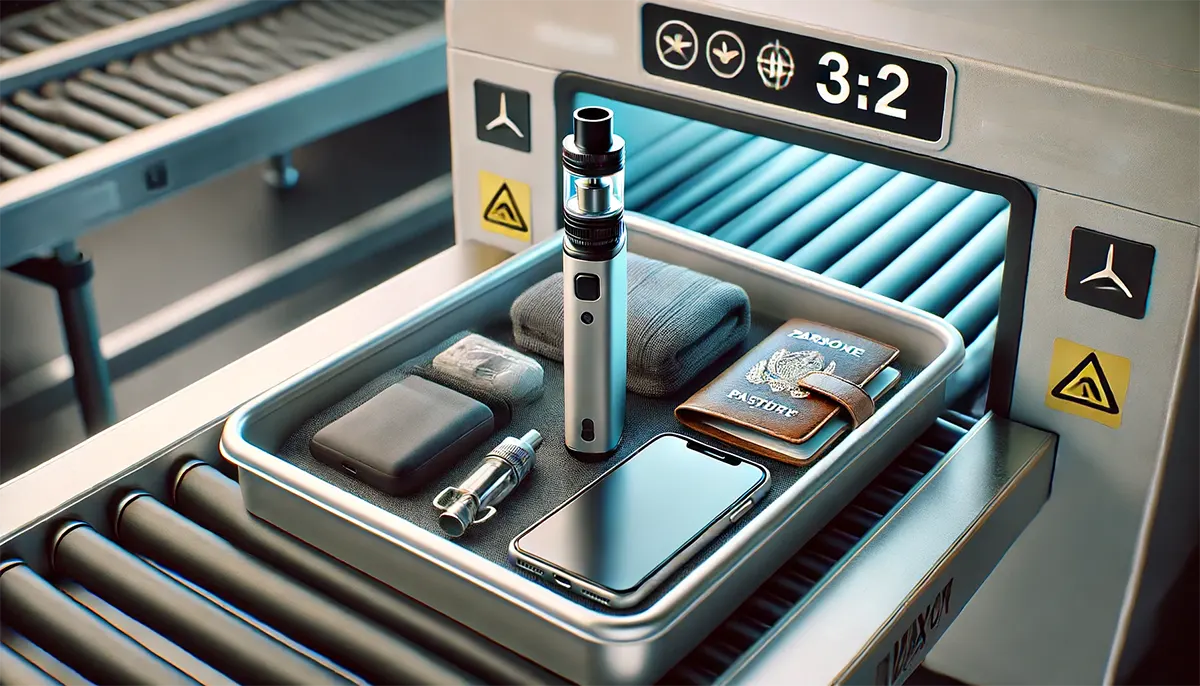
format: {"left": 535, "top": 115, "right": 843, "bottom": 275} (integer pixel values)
{"left": 721, "top": 413, "right": 1056, "bottom": 685}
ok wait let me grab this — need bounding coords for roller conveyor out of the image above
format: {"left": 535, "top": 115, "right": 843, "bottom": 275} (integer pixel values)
{"left": 0, "top": 0, "right": 447, "bottom": 267}
{"left": 600, "top": 99, "right": 1011, "bottom": 410}
{"left": 0, "top": 1, "right": 194, "bottom": 63}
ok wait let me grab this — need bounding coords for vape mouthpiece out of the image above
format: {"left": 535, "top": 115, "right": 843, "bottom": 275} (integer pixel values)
{"left": 573, "top": 107, "right": 613, "bottom": 152}
{"left": 521, "top": 429, "right": 543, "bottom": 451}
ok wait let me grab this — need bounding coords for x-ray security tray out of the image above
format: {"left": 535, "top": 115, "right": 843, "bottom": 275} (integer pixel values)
{"left": 222, "top": 214, "right": 964, "bottom": 684}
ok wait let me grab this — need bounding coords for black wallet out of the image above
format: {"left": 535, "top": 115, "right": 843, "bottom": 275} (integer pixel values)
{"left": 310, "top": 375, "right": 494, "bottom": 495}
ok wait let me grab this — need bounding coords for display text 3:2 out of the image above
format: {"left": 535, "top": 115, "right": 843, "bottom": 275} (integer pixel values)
{"left": 641, "top": 3, "right": 953, "bottom": 144}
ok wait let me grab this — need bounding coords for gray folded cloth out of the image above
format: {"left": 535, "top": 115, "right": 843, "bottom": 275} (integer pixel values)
{"left": 510, "top": 254, "right": 751, "bottom": 397}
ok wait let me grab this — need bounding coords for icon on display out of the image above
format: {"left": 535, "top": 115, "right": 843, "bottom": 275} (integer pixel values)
{"left": 1065, "top": 227, "right": 1155, "bottom": 319}
{"left": 655, "top": 19, "right": 698, "bottom": 70}
{"left": 486, "top": 93, "right": 524, "bottom": 139}
{"left": 705, "top": 30, "right": 745, "bottom": 78}
{"left": 1079, "top": 244, "right": 1132, "bottom": 298}
{"left": 474, "top": 81, "right": 531, "bottom": 153}
{"left": 756, "top": 40, "right": 794, "bottom": 91}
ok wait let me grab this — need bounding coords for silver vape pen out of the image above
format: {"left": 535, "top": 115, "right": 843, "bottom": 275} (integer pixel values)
{"left": 562, "top": 107, "right": 627, "bottom": 460}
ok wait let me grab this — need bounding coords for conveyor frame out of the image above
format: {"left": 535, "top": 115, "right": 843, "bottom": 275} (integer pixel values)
{"left": 0, "top": 7, "right": 448, "bottom": 433}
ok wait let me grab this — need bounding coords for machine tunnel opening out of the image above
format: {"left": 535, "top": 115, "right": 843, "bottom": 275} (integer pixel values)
{"left": 574, "top": 92, "right": 1020, "bottom": 417}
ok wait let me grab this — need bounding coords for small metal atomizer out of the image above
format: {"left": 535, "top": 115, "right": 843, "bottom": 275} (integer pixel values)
{"left": 433, "top": 430, "right": 542, "bottom": 537}
{"left": 561, "top": 106, "right": 627, "bottom": 460}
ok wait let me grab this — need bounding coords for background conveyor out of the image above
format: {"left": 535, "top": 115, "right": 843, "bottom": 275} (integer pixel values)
{"left": 0, "top": 1, "right": 194, "bottom": 61}
{"left": 1, "top": 0, "right": 448, "bottom": 437}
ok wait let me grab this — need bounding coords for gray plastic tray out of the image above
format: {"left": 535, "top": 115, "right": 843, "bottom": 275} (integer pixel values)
{"left": 222, "top": 214, "right": 964, "bottom": 684}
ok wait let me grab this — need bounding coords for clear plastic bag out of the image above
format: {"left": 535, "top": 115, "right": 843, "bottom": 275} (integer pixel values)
{"left": 432, "top": 334, "right": 545, "bottom": 404}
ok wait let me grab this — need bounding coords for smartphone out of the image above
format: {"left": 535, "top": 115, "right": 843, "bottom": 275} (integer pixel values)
{"left": 509, "top": 433, "right": 770, "bottom": 609}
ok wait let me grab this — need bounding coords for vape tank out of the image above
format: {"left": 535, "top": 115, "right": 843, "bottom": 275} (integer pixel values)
{"left": 562, "top": 106, "right": 627, "bottom": 460}
{"left": 434, "top": 430, "right": 542, "bottom": 537}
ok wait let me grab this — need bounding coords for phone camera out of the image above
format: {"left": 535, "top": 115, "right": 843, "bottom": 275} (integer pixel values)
{"left": 581, "top": 312, "right": 594, "bottom": 325}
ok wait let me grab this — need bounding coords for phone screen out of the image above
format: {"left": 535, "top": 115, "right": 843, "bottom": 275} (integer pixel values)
{"left": 515, "top": 435, "right": 766, "bottom": 593}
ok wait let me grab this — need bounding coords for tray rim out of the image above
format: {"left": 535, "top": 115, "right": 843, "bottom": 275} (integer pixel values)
{"left": 221, "top": 214, "right": 965, "bottom": 642}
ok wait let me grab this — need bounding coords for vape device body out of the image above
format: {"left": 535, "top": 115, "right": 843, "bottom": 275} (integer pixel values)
{"left": 562, "top": 107, "right": 627, "bottom": 459}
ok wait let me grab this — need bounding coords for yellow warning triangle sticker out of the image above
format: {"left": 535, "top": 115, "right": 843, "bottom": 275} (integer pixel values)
{"left": 1044, "top": 338, "right": 1131, "bottom": 429}
{"left": 483, "top": 183, "right": 528, "bottom": 233}
{"left": 1050, "top": 352, "right": 1118, "bottom": 414}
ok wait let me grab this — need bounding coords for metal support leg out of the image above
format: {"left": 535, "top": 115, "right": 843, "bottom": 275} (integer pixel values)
{"left": 8, "top": 244, "right": 116, "bottom": 435}
{"left": 263, "top": 152, "right": 299, "bottom": 190}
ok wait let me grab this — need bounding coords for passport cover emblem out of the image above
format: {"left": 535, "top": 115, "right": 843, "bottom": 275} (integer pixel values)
{"left": 745, "top": 349, "right": 835, "bottom": 399}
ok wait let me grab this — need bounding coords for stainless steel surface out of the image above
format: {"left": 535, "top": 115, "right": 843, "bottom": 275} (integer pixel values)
{"left": 223, "top": 213, "right": 964, "bottom": 683}
{"left": 1, "top": 175, "right": 453, "bottom": 419}
{"left": 0, "top": 239, "right": 514, "bottom": 568}
{"left": 721, "top": 413, "right": 1056, "bottom": 685}
{"left": 0, "top": 0, "right": 286, "bottom": 97}
{"left": 562, "top": 246, "right": 627, "bottom": 454}
{"left": 0, "top": 20, "right": 447, "bottom": 268}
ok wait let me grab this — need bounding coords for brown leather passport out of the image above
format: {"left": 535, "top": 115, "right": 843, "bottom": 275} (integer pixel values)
{"left": 676, "top": 319, "right": 899, "bottom": 466}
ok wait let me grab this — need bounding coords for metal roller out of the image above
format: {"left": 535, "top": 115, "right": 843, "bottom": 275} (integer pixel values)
{"left": 275, "top": 7, "right": 374, "bottom": 52}
{"left": 824, "top": 183, "right": 973, "bottom": 286}
{"left": 51, "top": 523, "right": 346, "bottom": 686}
{"left": 625, "top": 129, "right": 751, "bottom": 210}
{"left": 749, "top": 163, "right": 898, "bottom": 259}
{"left": 49, "top": 80, "right": 164, "bottom": 129}
{"left": 238, "top": 19, "right": 340, "bottom": 64}
{"left": 713, "top": 154, "right": 861, "bottom": 246}
{"left": 0, "top": 641, "right": 60, "bottom": 686}
{"left": 173, "top": 462, "right": 563, "bottom": 685}
{"left": 166, "top": 42, "right": 272, "bottom": 86}
{"left": 0, "top": 633, "right": 90, "bottom": 686}
{"left": 77, "top": 68, "right": 189, "bottom": 117}
{"left": 146, "top": 50, "right": 250, "bottom": 95}
{"left": 318, "top": 1, "right": 410, "bottom": 38}
{"left": 625, "top": 121, "right": 720, "bottom": 189}
{"left": 0, "top": 31, "right": 53, "bottom": 54}
{"left": 11, "top": 90, "right": 134, "bottom": 141}
{"left": 0, "top": 156, "right": 32, "bottom": 180}
{"left": 784, "top": 172, "right": 935, "bottom": 272}
{"left": 678, "top": 145, "right": 826, "bottom": 234}
{"left": 115, "top": 492, "right": 473, "bottom": 685}
{"left": 298, "top": 3, "right": 392, "bottom": 43}
{"left": 115, "top": 57, "right": 221, "bottom": 107}
{"left": 0, "top": 127, "right": 65, "bottom": 169}
{"left": 904, "top": 209, "right": 1009, "bottom": 316}
{"left": 945, "top": 264, "right": 1005, "bottom": 344}
{"left": 354, "top": 0, "right": 438, "bottom": 26}
{"left": 0, "top": 561, "right": 196, "bottom": 686}
{"left": 644, "top": 137, "right": 789, "bottom": 223}
{"left": 863, "top": 192, "right": 1009, "bottom": 300}
{"left": 257, "top": 15, "right": 345, "bottom": 60}
{"left": 0, "top": 107, "right": 103, "bottom": 155}
{"left": 84, "top": 1, "right": 148, "bottom": 22}
{"left": 22, "top": 16, "right": 80, "bottom": 44}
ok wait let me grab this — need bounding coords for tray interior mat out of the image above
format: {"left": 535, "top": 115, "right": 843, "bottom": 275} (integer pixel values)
{"left": 276, "top": 315, "right": 922, "bottom": 610}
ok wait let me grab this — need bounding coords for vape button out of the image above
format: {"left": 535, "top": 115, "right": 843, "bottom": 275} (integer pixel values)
{"left": 581, "top": 419, "right": 595, "bottom": 442}
{"left": 729, "top": 497, "right": 755, "bottom": 523}
{"left": 574, "top": 274, "right": 601, "bottom": 301}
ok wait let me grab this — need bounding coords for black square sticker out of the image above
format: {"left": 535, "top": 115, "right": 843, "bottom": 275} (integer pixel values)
{"left": 1065, "top": 227, "right": 1155, "bottom": 319}
{"left": 474, "top": 81, "right": 530, "bottom": 153}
